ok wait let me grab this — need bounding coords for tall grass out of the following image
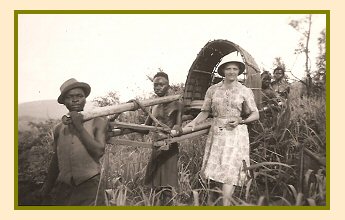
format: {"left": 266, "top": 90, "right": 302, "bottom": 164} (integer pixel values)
{"left": 102, "top": 86, "right": 326, "bottom": 206}
{"left": 18, "top": 88, "right": 326, "bottom": 206}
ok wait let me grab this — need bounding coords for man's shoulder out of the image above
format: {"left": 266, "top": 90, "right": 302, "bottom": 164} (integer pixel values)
{"left": 53, "top": 122, "right": 63, "bottom": 132}
{"left": 282, "top": 80, "right": 290, "bottom": 87}
{"left": 52, "top": 122, "right": 63, "bottom": 140}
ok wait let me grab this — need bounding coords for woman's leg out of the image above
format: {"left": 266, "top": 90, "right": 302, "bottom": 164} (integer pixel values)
{"left": 222, "top": 183, "right": 235, "bottom": 206}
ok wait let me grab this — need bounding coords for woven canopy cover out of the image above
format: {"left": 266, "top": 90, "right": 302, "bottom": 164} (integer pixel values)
{"left": 183, "top": 39, "right": 262, "bottom": 110}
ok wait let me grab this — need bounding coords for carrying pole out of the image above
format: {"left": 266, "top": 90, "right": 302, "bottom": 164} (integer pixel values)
{"left": 170, "top": 121, "right": 211, "bottom": 137}
{"left": 63, "top": 94, "right": 181, "bottom": 122}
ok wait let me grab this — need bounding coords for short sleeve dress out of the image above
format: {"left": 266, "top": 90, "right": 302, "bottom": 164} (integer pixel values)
{"left": 200, "top": 81, "right": 258, "bottom": 186}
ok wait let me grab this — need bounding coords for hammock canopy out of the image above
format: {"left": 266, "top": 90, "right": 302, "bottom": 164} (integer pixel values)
{"left": 183, "top": 39, "right": 262, "bottom": 115}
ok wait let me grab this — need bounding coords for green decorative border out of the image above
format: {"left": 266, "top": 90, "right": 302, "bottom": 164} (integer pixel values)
{"left": 14, "top": 10, "right": 330, "bottom": 210}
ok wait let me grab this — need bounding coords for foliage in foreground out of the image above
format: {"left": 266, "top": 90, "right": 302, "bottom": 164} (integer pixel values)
{"left": 18, "top": 88, "right": 326, "bottom": 206}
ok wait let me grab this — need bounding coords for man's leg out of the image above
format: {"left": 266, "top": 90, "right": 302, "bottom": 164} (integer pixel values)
{"left": 50, "top": 182, "right": 73, "bottom": 206}
{"left": 69, "top": 175, "right": 104, "bottom": 206}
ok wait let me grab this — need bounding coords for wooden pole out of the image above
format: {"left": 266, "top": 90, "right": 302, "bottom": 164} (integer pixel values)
{"left": 65, "top": 94, "right": 181, "bottom": 122}
{"left": 107, "top": 121, "right": 212, "bottom": 146}
{"left": 170, "top": 121, "right": 212, "bottom": 137}
{"left": 107, "top": 128, "right": 210, "bottom": 147}
{"left": 154, "top": 129, "right": 210, "bottom": 147}
{"left": 109, "top": 121, "right": 170, "bottom": 132}
{"left": 108, "top": 119, "right": 211, "bottom": 138}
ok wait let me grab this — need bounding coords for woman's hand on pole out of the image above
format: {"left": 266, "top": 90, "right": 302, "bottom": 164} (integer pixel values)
{"left": 184, "top": 121, "right": 196, "bottom": 131}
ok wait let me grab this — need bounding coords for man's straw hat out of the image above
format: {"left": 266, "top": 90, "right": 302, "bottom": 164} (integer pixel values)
{"left": 57, "top": 78, "right": 91, "bottom": 104}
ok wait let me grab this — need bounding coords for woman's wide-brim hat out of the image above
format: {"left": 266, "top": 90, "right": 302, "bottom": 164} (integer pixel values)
{"left": 216, "top": 52, "right": 246, "bottom": 76}
{"left": 57, "top": 78, "right": 91, "bottom": 104}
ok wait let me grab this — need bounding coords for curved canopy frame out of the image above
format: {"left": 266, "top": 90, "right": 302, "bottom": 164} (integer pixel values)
{"left": 183, "top": 39, "right": 262, "bottom": 112}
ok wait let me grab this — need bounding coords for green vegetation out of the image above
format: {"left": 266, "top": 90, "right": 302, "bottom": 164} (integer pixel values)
{"left": 17, "top": 81, "right": 326, "bottom": 207}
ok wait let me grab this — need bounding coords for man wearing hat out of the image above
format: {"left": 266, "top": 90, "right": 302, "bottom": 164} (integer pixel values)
{"left": 39, "top": 78, "right": 107, "bottom": 206}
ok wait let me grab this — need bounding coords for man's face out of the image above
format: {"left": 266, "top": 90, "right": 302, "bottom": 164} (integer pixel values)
{"left": 153, "top": 77, "right": 169, "bottom": 97}
{"left": 262, "top": 75, "right": 272, "bottom": 89}
{"left": 63, "top": 88, "right": 86, "bottom": 112}
{"left": 273, "top": 69, "right": 284, "bottom": 81}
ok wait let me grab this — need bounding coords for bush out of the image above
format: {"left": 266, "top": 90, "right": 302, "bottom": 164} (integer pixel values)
{"left": 18, "top": 119, "right": 58, "bottom": 205}
{"left": 18, "top": 87, "right": 326, "bottom": 206}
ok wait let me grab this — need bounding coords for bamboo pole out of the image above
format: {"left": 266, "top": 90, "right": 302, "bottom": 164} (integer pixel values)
{"left": 170, "top": 121, "right": 212, "bottom": 137}
{"left": 154, "top": 129, "right": 210, "bottom": 147}
{"left": 108, "top": 128, "right": 210, "bottom": 147}
{"left": 108, "top": 128, "right": 133, "bottom": 137}
{"left": 108, "top": 117, "right": 210, "bottom": 138}
{"left": 109, "top": 121, "right": 170, "bottom": 132}
{"left": 64, "top": 94, "right": 181, "bottom": 122}
{"left": 107, "top": 121, "right": 212, "bottom": 146}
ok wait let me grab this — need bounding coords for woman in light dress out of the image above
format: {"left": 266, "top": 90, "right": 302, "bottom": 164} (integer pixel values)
{"left": 185, "top": 52, "right": 259, "bottom": 205}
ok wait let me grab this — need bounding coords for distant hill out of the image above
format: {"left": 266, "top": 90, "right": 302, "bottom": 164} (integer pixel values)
{"left": 18, "top": 100, "right": 98, "bottom": 131}
{"left": 19, "top": 100, "right": 66, "bottom": 120}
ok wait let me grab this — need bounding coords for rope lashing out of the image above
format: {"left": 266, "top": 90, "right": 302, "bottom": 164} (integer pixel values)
{"left": 128, "top": 99, "right": 175, "bottom": 151}
{"left": 128, "top": 99, "right": 171, "bottom": 133}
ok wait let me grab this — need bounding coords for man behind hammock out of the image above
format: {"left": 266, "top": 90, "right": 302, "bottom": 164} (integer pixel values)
{"left": 38, "top": 78, "right": 107, "bottom": 206}
{"left": 143, "top": 71, "right": 182, "bottom": 206}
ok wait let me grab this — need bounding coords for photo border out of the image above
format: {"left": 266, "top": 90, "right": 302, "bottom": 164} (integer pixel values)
{"left": 14, "top": 9, "right": 330, "bottom": 210}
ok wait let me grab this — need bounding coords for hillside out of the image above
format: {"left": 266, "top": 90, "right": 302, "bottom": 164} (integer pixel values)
{"left": 18, "top": 100, "right": 97, "bottom": 131}
{"left": 19, "top": 100, "right": 66, "bottom": 119}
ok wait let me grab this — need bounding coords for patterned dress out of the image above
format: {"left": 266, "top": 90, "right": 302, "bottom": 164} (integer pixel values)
{"left": 200, "top": 81, "right": 258, "bottom": 185}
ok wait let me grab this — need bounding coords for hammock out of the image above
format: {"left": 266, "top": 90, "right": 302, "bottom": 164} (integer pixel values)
{"left": 182, "top": 39, "right": 262, "bottom": 116}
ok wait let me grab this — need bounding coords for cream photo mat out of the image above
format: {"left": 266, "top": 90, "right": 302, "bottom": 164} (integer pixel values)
{"left": 1, "top": 0, "right": 341, "bottom": 219}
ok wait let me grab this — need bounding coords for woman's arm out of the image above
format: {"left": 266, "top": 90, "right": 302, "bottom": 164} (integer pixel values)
{"left": 184, "top": 111, "right": 210, "bottom": 130}
{"left": 243, "top": 87, "right": 260, "bottom": 123}
{"left": 242, "top": 109, "right": 259, "bottom": 123}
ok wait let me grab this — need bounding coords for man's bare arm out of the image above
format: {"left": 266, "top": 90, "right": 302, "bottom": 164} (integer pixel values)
{"left": 70, "top": 112, "right": 107, "bottom": 161}
{"left": 172, "top": 101, "right": 183, "bottom": 134}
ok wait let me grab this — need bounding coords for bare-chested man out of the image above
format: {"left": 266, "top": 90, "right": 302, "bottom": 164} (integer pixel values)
{"left": 39, "top": 78, "right": 107, "bottom": 206}
{"left": 144, "top": 72, "right": 182, "bottom": 205}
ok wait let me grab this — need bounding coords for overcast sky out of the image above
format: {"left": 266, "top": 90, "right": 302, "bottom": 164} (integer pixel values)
{"left": 18, "top": 13, "right": 326, "bottom": 104}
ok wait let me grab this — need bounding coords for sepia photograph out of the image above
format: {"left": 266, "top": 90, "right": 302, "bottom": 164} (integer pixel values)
{"left": 16, "top": 11, "right": 328, "bottom": 208}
